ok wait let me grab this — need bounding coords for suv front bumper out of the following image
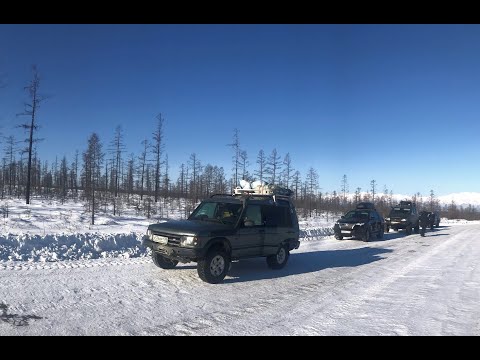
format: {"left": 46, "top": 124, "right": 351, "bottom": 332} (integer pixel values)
{"left": 334, "top": 224, "right": 366, "bottom": 238}
{"left": 385, "top": 220, "right": 409, "bottom": 229}
{"left": 143, "top": 238, "right": 205, "bottom": 262}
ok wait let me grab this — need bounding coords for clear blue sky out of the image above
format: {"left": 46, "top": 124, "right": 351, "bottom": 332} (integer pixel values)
{"left": 0, "top": 24, "right": 479, "bottom": 197}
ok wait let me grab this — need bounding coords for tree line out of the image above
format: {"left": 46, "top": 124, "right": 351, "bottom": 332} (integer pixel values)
{"left": 1, "top": 67, "right": 479, "bottom": 223}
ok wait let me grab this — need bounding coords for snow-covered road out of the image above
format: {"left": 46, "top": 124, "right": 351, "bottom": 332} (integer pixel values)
{"left": 1, "top": 224, "right": 479, "bottom": 335}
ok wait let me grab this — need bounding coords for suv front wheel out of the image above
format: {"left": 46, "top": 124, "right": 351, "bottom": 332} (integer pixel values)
{"left": 197, "top": 248, "right": 230, "bottom": 284}
{"left": 267, "top": 245, "right": 290, "bottom": 270}
{"left": 362, "top": 228, "right": 370, "bottom": 242}
{"left": 152, "top": 253, "right": 178, "bottom": 269}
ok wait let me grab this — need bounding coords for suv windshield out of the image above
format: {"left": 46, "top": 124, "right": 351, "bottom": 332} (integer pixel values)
{"left": 189, "top": 201, "right": 242, "bottom": 224}
{"left": 344, "top": 210, "right": 370, "bottom": 220}
{"left": 389, "top": 208, "right": 411, "bottom": 217}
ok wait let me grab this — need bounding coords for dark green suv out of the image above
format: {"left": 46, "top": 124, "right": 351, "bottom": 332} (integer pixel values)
{"left": 385, "top": 201, "right": 420, "bottom": 235}
{"left": 143, "top": 190, "right": 300, "bottom": 284}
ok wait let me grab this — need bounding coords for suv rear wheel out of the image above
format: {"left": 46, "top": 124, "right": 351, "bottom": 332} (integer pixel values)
{"left": 197, "top": 248, "right": 230, "bottom": 284}
{"left": 377, "top": 228, "right": 384, "bottom": 239}
{"left": 152, "top": 253, "right": 178, "bottom": 269}
{"left": 267, "top": 245, "right": 290, "bottom": 269}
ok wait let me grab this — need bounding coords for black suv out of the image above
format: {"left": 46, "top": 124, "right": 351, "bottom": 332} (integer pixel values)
{"left": 334, "top": 202, "right": 385, "bottom": 242}
{"left": 423, "top": 211, "right": 440, "bottom": 229}
{"left": 430, "top": 211, "right": 440, "bottom": 228}
{"left": 385, "top": 200, "right": 420, "bottom": 235}
{"left": 143, "top": 189, "right": 300, "bottom": 284}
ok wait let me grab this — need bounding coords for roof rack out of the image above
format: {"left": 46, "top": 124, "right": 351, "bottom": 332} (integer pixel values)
{"left": 210, "top": 193, "right": 234, "bottom": 199}
{"left": 233, "top": 184, "right": 293, "bottom": 197}
{"left": 397, "top": 200, "right": 416, "bottom": 207}
{"left": 356, "top": 202, "right": 375, "bottom": 210}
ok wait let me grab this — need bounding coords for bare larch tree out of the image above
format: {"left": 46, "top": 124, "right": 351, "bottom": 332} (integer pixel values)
{"left": 341, "top": 174, "right": 349, "bottom": 206}
{"left": 138, "top": 139, "right": 149, "bottom": 200}
{"left": 228, "top": 128, "right": 241, "bottom": 188}
{"left": 152, "top": 113, "right": 165, "bottom": 203}
{"left": 265, "top": 148, "right": 282, "bottom": 185}
{"left": 17, "top": 66, "right": 47, "bottom": 204}
{"left": 306, "top": 167, "right": 319, "bottom": 217}
{"left": 83, "top": 133, "right": 104, "bottom": 225}
{"left": 239, "top": 150, "right": 249, "bottom": 181}
{"left": 108, "top": 125, "right": 125, "bottom": 198}
{"left": 292, "top": 170, "right": 301, "bottom": 200}
{"left": 370, "top": 179, "right": 377, "bottom": 203}
{"left": 255, "top": 149, "right": 266, "bottom": 184}
{"left": 281, "top": 153, "right": 294, "bottom": 188}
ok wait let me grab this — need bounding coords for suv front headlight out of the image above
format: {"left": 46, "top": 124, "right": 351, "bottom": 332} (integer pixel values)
{"left": 180, "top": 236, "right": 198, "bottom": 247}
{"left": 401, "top": 218, "right": 407, "bottom": 222}
{"left": 146, "top": 229, "right": 152, "bottom": 239}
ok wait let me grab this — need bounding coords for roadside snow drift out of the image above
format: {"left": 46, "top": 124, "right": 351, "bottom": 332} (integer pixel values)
{"left": 0, "top": 228, "right": 335, "bottom": 263}
{"left": 0, "top": 233, "right": 148, "bottom": 262}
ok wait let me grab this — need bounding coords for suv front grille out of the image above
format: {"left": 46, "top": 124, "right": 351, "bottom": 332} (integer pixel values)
{"left": 167, "top": 237, "right": 181, "bottom": 245}
{"left": 151, "top": 232, "right": 181, "bottom": 246}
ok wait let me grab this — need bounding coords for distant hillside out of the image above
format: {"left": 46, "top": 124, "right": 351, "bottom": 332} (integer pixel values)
{"left": 394, "top": 192, "right": 480, "bottom": 208}
{"left": 436, "top": 192, "right": 480, "bottom": 208}
{"left": 338, "top": 192, "right": 480, "bottom": 209}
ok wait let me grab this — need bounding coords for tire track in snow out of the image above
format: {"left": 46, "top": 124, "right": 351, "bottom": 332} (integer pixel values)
{"left": 146, "top": 227, "right": 473, "bottom": 335}
{"left": 0, "top": 257, "right": 152, "bottom": 271}
{"left": 3, "top": 262, "right": 200, "bottom": 333}
{"left": 140, "top": 249, "right": 384, "bottom": 335}
{"left": 287, "top": 226, "right": 479, "bottom": 335}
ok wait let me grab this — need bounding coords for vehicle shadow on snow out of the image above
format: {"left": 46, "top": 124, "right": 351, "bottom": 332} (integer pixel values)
{"left": 223, "top": 247, "right": 393, "bottom": 284}
{"left": 369, "top": 231, "right": 406, "bottom": 242}
{"left": 342, "top": 231, "right": 410, "bottom": 243}
{"left": 372, "top": 226, "right": 450, "bottom": 242}
{"left": 421, "top": 233, "right": 449, "bottom": 237}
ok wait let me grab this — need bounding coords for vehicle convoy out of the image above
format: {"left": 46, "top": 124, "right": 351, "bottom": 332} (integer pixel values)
{"left": 385, "top": 200, "right": 420, "bottom": 235}
{"left": 143, "top": 184, "right": 300, "bottom": 284}
{"left": 334, "top": 202, "right": 385, "bottom": 242}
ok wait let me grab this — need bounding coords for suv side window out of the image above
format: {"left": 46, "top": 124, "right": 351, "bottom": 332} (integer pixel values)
{"left": 244, "top": 204, "right": 263, "bottom": 226}
{"left": 262, "top": 205, "right": 293, "bottom": 228}
{"left": 281, "top": 206, "right": 294, "bottom": 227}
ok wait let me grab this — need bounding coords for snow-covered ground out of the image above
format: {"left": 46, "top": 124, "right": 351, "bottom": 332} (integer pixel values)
{"left": 1, "top": 197, "right": 480, "bottom": 335}
{"left": 1, "top": 222, "right": 479, "bottom": 335}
